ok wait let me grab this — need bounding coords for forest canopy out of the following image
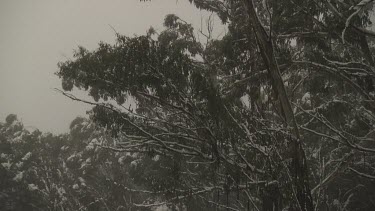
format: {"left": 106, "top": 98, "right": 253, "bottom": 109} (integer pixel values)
{"left": 2, "top": 0, "right": 375, "bottom": 211}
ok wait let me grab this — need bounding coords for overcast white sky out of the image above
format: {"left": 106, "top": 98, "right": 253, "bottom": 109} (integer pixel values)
{"left": 0, "top": 0, "right": 223, "bottom": 133}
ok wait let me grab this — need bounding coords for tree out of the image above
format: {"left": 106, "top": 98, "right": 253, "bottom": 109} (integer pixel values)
{"left": 56, "top": 0, "right": 375, "bottom": 210}
{"left": 0, "top": 115, "right": 158, "bottom": 211}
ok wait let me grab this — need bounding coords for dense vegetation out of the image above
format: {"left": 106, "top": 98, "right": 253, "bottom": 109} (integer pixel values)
{"left": 2, "top": 0, "right": 375, "bottom": 210}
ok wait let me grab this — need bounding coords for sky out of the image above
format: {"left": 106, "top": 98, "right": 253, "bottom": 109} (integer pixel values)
{"left": 0, "top": 0, "right": 223, "bottom": 134}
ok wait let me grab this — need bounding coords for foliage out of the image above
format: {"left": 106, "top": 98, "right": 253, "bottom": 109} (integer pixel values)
{"left": 3, "top": 0, "right": 375, "bottom": 210}
{"left": 0, "top": 115, "right": 163, "bottom": 211}
{"left": 56, "top": 0, "right": 375, "bottom": 210}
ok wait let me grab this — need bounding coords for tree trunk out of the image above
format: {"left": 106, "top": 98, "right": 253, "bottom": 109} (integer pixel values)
{"left": 242, "top": 0, "right": 314, "bottom": 210}
{"left": 358, "top": 34, "right": 374, "bottom": 92}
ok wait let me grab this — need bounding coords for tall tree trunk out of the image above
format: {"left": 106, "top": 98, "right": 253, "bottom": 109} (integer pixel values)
{"left": 242, "top": 0, "right": 314, "bottom": 210}
{"left": 358, "top": 34, "right": 375, "bottom": 92}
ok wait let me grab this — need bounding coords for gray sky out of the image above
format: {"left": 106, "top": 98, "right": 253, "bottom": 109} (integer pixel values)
{"left": 0, "top": 0, "right": 221, "bottom": 133}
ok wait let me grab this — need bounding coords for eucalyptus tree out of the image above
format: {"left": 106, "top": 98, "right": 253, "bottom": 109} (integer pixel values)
{"left": 0, "top": 114, "right": 155, "bottom": 211}
{"left": 57, "top": 0, "right": 375, "bottom": 210}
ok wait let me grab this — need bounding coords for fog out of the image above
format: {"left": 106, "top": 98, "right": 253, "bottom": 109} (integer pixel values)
{"left": 0, "top": 0, "right": 220, "bottom": 133}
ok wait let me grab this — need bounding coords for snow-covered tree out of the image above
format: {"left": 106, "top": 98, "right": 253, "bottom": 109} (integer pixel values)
{"left": 47, "top": 0, "right": 375, "bottom": 210}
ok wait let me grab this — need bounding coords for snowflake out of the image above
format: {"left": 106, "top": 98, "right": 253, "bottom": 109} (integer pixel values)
{"left": 13, "top": 171, "right": 24, "bottom": 182}
{"left": 22, "top": 152, "right": 32, "bottom": 161}
{"left": 28, "top": 184, "right": 38, "bottom": 191}
{"left": 118, "top": 156, "right": 126, "bottom": 164}
{"left": 1, "top": 161, "right": 12, "bottom": 170}
{"left": 16, "top": 162, "right": 23, "bottom": 168}
{"left": 302, "top": 92, "right": 311, "bottom": 106}
{"left": 152, "top": 155, "right": 160, "bottom": 162}
{"left": 85, "top": 143, "right": 95, "bottom": 151}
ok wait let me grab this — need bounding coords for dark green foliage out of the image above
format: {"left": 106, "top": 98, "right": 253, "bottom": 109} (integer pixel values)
{"left": 5, "top": 114, "right": 17, "bottom": 125}
{"left": 55, "top": 1, "right": 375, "bottom": 205}
{"left": 3, "top": 0, "right": 375, "bottom": 210}
{"left": 0, "top": 116, "right": 164, "bottom": 211}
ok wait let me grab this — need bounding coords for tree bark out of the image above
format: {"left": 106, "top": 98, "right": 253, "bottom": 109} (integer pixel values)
{"left": 358, "top": 34, "right": 375, "bottom": 92}
{"left": 242, "top": 0, "right": 314, "bottom": 210}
